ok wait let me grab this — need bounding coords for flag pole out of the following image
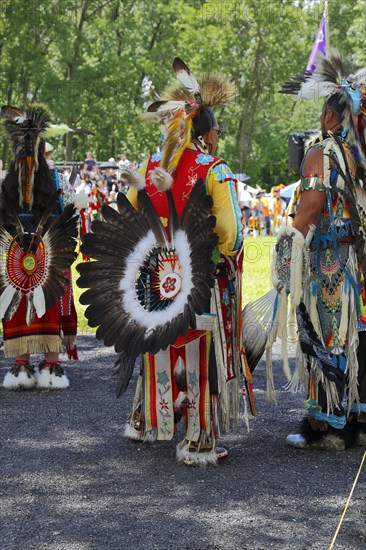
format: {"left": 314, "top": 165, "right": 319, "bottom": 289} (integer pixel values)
{"left": 324, "top": 0, "right": 330, "bottom": 57}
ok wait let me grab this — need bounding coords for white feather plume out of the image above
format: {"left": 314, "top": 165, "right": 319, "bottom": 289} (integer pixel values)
{"left": 74, "top": 190, "right": 89, "bottom": 210}
{"left": 300, "top": 78, "right": 338, "bottom": 100}
{"left": 173, "top": 58, "right": 200, "bottom": 96}
{"left": 0, "top": 285, "right": 16, "bottom": 319}
{"left": 174, "top": 390, "right": 188, "bottom": 409}
{"left": 120, "top": 168, "right": 146, "bottom": 190}
{"left": 157, "top": 100, "right": 186, "bottom": 113}
{"left": 174, "top": 356, "right": 185, "bottom": 377}
{"left": 33, "top": 285, "right": 46, "bottom": 318}
{"left": 26, "top": 292, "right": 35, "bottom": 326}
{"left": 149, "top": 167, "right": 173, "bottom": 192}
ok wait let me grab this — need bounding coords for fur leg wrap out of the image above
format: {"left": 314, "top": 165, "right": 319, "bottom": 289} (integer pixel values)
{"left": 3, "top": 366, "right": 36, "bottom": 390}
{"left": 176, "top": 440, "right": 218, "bottom": 466}
{"left": 345, "top": 415, "right": 366, "bottom": 447}
{"left": 286, "top": 417, "right": 347, "bottom": 450}
{"left": 35, "top": 362, "right": 69, "bottom": 390}
{"left": 124, "top": 423, "right": 143, "bottom": 441}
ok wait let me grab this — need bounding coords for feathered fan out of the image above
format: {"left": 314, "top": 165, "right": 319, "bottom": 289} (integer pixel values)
{"left": 242, "top": 289, "right": 277, "bottom": 373}
{"left": 0, "top": 188, "right": 78, "bottom": 324}
{"left": 77, "top": 179, "right": 219, "bottom": 358}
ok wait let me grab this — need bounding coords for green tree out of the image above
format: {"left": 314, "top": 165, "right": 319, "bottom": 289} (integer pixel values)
{"left": 0, "top": 0, "right": 364, "bottom": 187}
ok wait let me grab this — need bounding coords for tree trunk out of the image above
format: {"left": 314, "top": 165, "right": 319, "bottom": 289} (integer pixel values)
{"left": 66, "top": 132, "right": 74, "bottom": 162}
{"left": 236, "top": 26, "right": 268, "bottom": 173}
{"left": 65, "top": 0, "right": 91, "bottom": 160}
{"left": 1, "top": 84, "right": 14, "bottom": 166}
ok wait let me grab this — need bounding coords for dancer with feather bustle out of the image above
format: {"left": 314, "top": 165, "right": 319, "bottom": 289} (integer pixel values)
{"left": 130, "top": 62, "right": 243, "bottom": 465}
{"left": 77, "top": 58, "right": 248, "bottom": 465}
{"left": 270, "top": 49, "right": 366, "bottom": 449}
{"left": 0, "top": 104, "right": 78, "bottom": 390}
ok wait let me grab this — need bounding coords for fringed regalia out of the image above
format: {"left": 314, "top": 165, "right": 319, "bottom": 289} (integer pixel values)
{"left": 0, "top": 104, "right": 78, "bottom": 389}
{"left": 260, "top": 48, "right": 366, "bottom": 446}
{"left": 288, "top": 133, "right": 366, "bottom": 428}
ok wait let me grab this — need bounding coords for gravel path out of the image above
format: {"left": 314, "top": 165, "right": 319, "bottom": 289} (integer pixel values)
{"left": 1, "top": 337, "right": 365, "bottom": 550}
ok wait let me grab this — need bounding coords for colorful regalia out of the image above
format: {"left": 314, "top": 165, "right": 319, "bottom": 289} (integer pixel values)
{"left": 291, "top": 132, "right": 366, "bottom": 423}
{"left": 0, "top": 104, "right": 78, "bottom": 390}
{"left": 264, "top": 49, "right": 366, "bottom": 449}
{"left": 77, "top": 58, "right": 252, "bottom": 465}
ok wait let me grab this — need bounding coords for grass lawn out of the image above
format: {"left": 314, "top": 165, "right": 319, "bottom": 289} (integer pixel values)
{"left": 242, "top": 236, "right": 276, "bottom": 307}
{"left": 73, "top": 237, "right": 276, "bottom": 333}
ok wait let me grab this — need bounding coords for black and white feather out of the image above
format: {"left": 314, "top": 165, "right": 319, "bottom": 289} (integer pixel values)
{"left": 114, "top": 352, "right": 137, "bottom": 398}
{"left": 77, "top": 179, "right": 218, "bottom": 358}
{"left": 172, "top": 57, "right": 201, "bottom": 101}
{"left": 280, "top": 49, "right": 352, "bottom": 100}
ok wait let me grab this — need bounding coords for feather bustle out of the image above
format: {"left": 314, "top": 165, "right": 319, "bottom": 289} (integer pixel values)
{"left": 137, "top": 189, "right": 169, "bottom": 247}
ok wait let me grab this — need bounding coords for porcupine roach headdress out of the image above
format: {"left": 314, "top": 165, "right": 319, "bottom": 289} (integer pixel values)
{"left": 123, "top": 57, "right": 236, "bottom": 191}
{"left": 280, "top": 47, "right": 366, "bottom": 163}
{"left": 1, "top": 104, "right": 53, "bottom": 210}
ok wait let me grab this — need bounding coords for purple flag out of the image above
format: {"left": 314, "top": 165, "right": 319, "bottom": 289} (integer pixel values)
{"left": 306, "top": 16, "right": 327, "bottom": 72}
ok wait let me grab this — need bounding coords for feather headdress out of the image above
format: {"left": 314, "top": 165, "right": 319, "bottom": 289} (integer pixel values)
{"left": 280, "top": 48, "right": 366, "bottom": 162}
{"left": 140, "top": 58, "right": 235, "bottom": 190}
{"left": 1, "top": 103, "right": 52, "bottom": 209}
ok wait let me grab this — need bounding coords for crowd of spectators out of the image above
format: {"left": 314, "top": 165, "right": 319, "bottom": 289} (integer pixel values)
{"left": 79, "top": 152, "right": 136, "bottom": 224}
{"left": 237, "top": 182, "right": 287, "bottom": 237}
{"left": 47, "top": 150, "right": 137, "bottom": 227}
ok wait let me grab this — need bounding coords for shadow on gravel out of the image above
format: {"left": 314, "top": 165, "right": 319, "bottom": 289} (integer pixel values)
{"left": 1, "top": 338, "right": 365, "bottom": 550}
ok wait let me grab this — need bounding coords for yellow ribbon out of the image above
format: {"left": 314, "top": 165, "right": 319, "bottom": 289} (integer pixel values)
{"left": 329, "top": 450, "right": 366, "bottom": 550}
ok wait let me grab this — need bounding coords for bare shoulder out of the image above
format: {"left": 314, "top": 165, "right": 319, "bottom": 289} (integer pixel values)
{"left": 302, "top": 145, "right": 324, "bottom": 177}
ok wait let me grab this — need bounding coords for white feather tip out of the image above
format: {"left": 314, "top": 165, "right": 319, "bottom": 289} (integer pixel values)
{"left": 149, "top": 167, "right": 173, "bottom": 192}
{"left": 120, "top": 169, "right": 146, "bottom": 190}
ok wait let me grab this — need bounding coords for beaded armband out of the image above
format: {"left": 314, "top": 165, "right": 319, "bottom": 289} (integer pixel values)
{"left": 300, "top": 177, "right": 326, "bottom": 192}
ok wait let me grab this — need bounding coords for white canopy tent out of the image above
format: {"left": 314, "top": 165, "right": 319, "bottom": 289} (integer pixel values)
{"left": 280, "top": 180, "right": 300, "bottom": 202}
